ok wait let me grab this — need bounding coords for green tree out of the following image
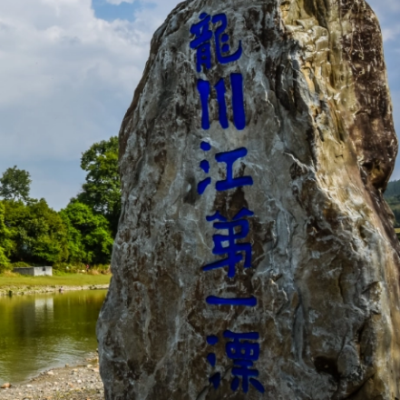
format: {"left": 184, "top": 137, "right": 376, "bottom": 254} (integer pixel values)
{"left": 0, "top": 202, "right": 13, "bottom": 267}
{"left": 76, "top": 136, "right": 121, "bottom": 237}
{"left": 0, "top": 166, "right": 32, "bottom": 202}
{"left": 3, "top": 199, "right": 68, "bottom": 264}
{"left": 385, "top": 180, "right": 400, "bottom": 198}
{"left": 60, "top": 201, "right": 114, "bottom": 265}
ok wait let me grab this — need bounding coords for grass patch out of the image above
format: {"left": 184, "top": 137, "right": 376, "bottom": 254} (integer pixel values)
{"left": 0, "top": 273, "right": 111, "bottom": 288}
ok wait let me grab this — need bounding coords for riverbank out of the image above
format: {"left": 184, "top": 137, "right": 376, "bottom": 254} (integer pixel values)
{"left": 1, "top": 355, "right": 104, "bottom": 400}
{"left": 0, "top": 284, "right": 109, "bottom": 296}
{"left": 0, "top": 273, "right": 111, "bottom": 296}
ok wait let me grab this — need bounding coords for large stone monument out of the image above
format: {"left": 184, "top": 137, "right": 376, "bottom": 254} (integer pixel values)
{"left": 97, "top": 0, "right": 400, "bottom": 398}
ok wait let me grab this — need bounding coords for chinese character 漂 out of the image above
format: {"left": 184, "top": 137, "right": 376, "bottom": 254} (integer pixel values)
{"left": 206, "top": 332, "right": 265, "bottom": 393}
{"left": 198, "top": 143, "right": 253, "bottom": 195}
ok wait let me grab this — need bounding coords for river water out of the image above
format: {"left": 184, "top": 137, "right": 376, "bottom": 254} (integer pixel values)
{"left": 0, "top": 289, "right": 107, "bottom": 384}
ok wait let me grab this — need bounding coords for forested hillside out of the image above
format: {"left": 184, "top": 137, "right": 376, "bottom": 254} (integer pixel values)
{"left": 385, "top": 180, "right": 400, "bottom": 198}
{"left": 384, "top": 180, "right": 400, "bottom": 228}
{"left": 0, "top": 136, "right": 120, "bottom": 272}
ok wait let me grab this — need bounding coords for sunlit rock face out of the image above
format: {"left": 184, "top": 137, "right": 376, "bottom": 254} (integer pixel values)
{"left": 97, "top": 0, "right": 400, "bottom": 398}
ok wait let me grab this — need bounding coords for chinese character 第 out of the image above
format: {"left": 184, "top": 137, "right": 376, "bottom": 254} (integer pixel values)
{"left": 202, "top": 208, "right": 254, "bottom": 278}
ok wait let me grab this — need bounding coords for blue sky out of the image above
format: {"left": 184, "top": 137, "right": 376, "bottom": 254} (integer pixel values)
{"left": 0, "top": 0, "right": 398, "bottom": 210}
{"left": 369, "top": 0, "right": 400, "bottom": 152}
{"left": 92, "top": 0, "right": 137, "bottom": 21}
{"left": 91, "top": 0, "right": 156, "bottom": 22}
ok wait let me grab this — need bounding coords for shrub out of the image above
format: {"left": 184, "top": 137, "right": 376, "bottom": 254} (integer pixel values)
{"left": 10, "top": 261, "right": 30, "bottom": 268}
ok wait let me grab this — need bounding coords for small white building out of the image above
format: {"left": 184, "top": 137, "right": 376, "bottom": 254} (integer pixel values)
{"left": 13, "top": 267, "right": 53, "bottom": 276}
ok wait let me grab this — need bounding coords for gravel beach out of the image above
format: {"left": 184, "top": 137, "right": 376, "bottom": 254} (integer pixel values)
{"left": 0, "top": 356, "right": 104, "bottom": 400}
{"left": 0, "top": 284, "right": 109, "bottom": 297}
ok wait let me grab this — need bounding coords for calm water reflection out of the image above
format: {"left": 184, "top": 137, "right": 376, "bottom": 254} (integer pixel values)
{"left": 0, "top": 290, "right": 107, "bottom": 384}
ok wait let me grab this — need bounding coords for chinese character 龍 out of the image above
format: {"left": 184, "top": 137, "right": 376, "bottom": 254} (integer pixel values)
{"left": 190, "top": 13, "right": 242, "bottom": 73}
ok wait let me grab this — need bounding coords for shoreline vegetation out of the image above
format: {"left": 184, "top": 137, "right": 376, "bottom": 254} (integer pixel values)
{"left": 0, "top": 271, "right": 111, "bottom": 296}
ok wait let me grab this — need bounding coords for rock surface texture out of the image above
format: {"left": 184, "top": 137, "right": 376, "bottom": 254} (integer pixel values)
{"left": 97, "top": 0, "right": 400, "bottom": 399}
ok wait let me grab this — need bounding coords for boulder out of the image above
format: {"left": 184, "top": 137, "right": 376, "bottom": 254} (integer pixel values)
{"left": 97, "top": 0, "right": 400, "bottom": 398}
{"left": 1, "top": 383, "right": 11, "bottom": 389}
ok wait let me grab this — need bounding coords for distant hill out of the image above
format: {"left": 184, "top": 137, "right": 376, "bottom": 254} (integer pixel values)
{"left": 384, "top": 180, "right": 400, "bottom": 229}
{"left": 384, "top": 180, "right": 400, "bottom": 198}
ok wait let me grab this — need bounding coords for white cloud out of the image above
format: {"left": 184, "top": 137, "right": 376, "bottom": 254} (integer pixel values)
{"left": 0, "top": 0, "right": 399, "bottom": 208}
{"left": 0, "top": 0, "right": 162, "bottom": 208}
{"left": 382, "top": 26, "right": 400, "bottom": 42}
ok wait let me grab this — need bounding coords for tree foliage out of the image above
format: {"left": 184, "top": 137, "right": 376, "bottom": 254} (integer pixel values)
{"left": 2, "top": 199, "right": 69, "bottom": 264}
{"left": 0, "top": 202, "right": 13, "bottom": 267}
{"left": 76, "top": 136, "right": 121, "bottom": 237}
{"left": 60, "top": 201, "right": 114, "bottom": 265}
{"left": 0, "top": 198, "right": 114, "bottom": 267}
{"left": 385, "top": 180, "right": 400, "bottom": 198}
{"left": 0, "top": 166, "right": 32, "bottom": 202}
{"left": 384, "top": 181, "right": 400, "bottom": 227}
{"left": 0, "top": 136, "right": 121, "bottom": 270}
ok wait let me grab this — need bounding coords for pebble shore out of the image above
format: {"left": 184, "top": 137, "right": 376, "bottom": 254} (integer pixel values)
{"left": 0, "top": 284, "right": 109, "bottom": 297}
{"left": 0, "top": 356, "right": 104, "bottom": 400}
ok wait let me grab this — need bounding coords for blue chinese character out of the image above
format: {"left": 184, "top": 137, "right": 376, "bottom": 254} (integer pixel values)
{"left": 198, "top": 141, "right": 212, "bottom": 194}
{"left": 206, "top": 296, "right": 257, "bottom": 307}
{"left": 203, "top": 208, "right": 254, "bottom": 278}
{"left": 197, "top": 73, "right": 246, "bottom": 130}
{"left": 215, "top": 147, "right": 253, "bottom": 191}
{"left": 198, "top": 144, "right": 253, "bottom": 195}
{"left": 212, "top": 14, "right": 242, "bottom": 65}
{"left": 190, "top": 13, "right": 213, "bottom": 73}
{"left": 206, "top": 335, "right": 221, "bottom": 389}
{"left": 230, "top": 73, "right": 246, "bottom": 130}
{"left": 224, "top": 331, "right": 265, "bottom": 393}
{"left": 197, "top": 80, "right": 211, "bottom": 130}
{"left": 190, "top": 13, "right": 242, "bottom": 73}
{"left": 205, "top": 332, "right": 265, "bottom": 393}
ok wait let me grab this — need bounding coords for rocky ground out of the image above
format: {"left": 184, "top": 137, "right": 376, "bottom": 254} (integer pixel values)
{"left": 0, "top": 285, "right": 109, "bottom": 297}
{"left": 0, "top": 356, "right": 104, "bottom": 400}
